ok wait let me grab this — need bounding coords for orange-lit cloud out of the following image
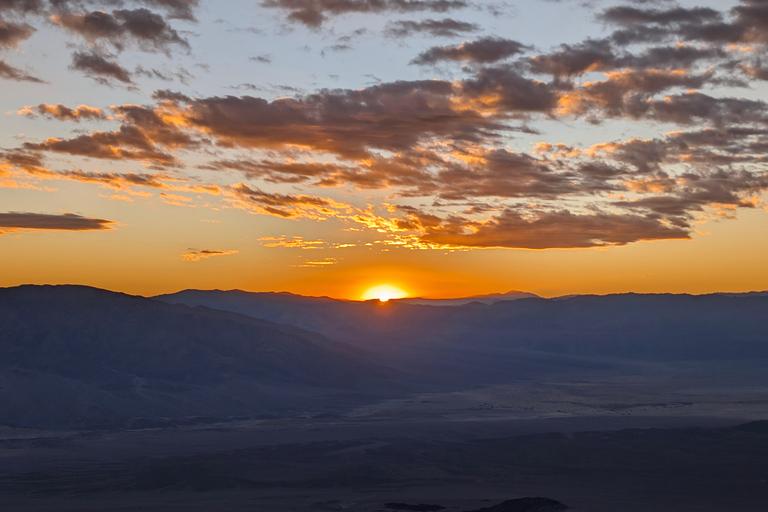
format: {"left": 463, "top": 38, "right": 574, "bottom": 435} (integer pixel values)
{"left": 182, "top": 249, "right": 239, "bottom": 261}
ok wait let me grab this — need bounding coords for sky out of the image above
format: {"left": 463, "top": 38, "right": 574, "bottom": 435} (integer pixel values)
{"left": 1, "top": 0, "right": 768, "bottom": 300}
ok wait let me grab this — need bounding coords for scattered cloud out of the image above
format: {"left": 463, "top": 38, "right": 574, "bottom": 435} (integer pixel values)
{"left": 51, "top": 8, "right": 189, "bottom": 53}
{"left": 0, "top": 19, "right": 34, "bottom": 49}
{"left": 0, "top": 212, "right": 115, "bottom": 234}
{"left": 294, "top": 257, "right": 338, "bottom": 267}
{"left": 259, "top": 235, "right": 325, "bottom": 249}
{"left": 19, "top": 103, "right": 108, "bottom": 121}
{"left": 182, "top": 248, "right": 239, "bottom": 261}
{"left": 384, "top": 18, "right": 478, "bottom": 38}
{"left": 411, "top": 37, "right": 527, "bottom": 65}
{"left": 0, "top": 59, "right": 43, "bottom": 82}
{"left": 70, "top": 51, "right": 134, "bottom": 85}
{"left": 4, "top": 0, "right": 768, "bottom": 251}
{"left": 262, "top": 0, "right": 469, "bottom": 28}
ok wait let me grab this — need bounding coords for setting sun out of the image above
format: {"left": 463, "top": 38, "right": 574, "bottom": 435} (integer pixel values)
{"left": 360, "top": 285, "right": 409, "bottom": 302}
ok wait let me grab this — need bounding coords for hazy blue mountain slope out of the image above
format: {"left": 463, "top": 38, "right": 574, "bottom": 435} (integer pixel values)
{"left": 0, "top": 285, "right": 396, "bottom": 428}
{"left": 156, "top": 290, "right": 768, "bottom": 363}
{"left": 439, "top": 294, "right": 768, "bottom": 360}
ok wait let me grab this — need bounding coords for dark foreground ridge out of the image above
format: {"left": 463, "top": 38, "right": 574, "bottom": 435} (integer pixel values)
{"left": 382, "top": 498, "right": 568, "bottom": 512}
{"left": 464, "top": 498, "right": 569, "bottom": 512}
{"left": 2, "top": 421, "right": 767, "bottom": 511}
{"left": 384, "top": 503, "right": 446, "bottom": 511}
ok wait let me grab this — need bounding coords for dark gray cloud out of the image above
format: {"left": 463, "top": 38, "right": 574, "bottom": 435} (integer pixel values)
{"left": 262, "top": 0, "right": 469, "bottom": 28}
{"left": 601, "top": 2, "right": 768, "bottom": 46}
{"left": 459, "top": 65, "right": 558, "bottom": 113}
{"left": 0, "top": 59, "right": 42, "bottom": 81}
{"left": 135, "top": 0, "right": 200, "bottom": 20}
{"left": 411, "top": 37, "right": 527, "bottom": 65}
{"left": 527, "top": 39, "right": 616, "bottom": 77}
{"left": 627, "top": 92, "right": 768, "bottom": 126}
{"left": 0, "top": 19, "right": 34, "bottom": 49}
{"left": 600, "top": 6, "right": 721, "bottom": 26}
{"left": 0, "top": 212, "right": 115, "bottom": 232}
{"left": 0, "top": 0, "right": 42, "bottom": 13}
{"left": 384, "top": 17, "right": 478, "bottom": 38}
{"left": 70, "top": 51, "right": 133, "bottom": 84}
{"left": 53, "top": 8, "right": 189, "bottom": 52}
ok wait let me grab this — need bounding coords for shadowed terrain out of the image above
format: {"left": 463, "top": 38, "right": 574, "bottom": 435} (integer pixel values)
{"left": 1, "top": 285, "right": 768, "bottom": 510}
{"left": 0, "top": 285, "right": 398, "bottom": 429}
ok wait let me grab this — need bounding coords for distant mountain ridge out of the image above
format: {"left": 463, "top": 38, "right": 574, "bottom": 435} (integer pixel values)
{"left": 395, "top": 290, "right": 539, "bottom": 306}
{"left": 0, "top": 285, "right": 395, "bottom": 429}
{"left": 156, "top": 289, "right": 768, "bottom": 363}
{"left": 3, "top": 284, "right": 768, "bottom": 429}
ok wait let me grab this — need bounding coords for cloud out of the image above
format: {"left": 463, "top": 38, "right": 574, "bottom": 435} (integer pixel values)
{"left": 295, "top": 257, "right": 338, "bottom": 267}
{"left": 70, "top": 51, "right": 133, "bottom": 84}
{"left": 135, "top": 0, "right": 200, "bottom": 21}
{"left": 527, "top": 39, "right": 617, "bottom": 77}
{"left": 262, "top": 0, "right": 469, "bottom": 28}
{"left": 384, "top": 18, "right": 478, "bottom": 38}
{"left": 52, "top": 8, "right": 189, "bottom": 53}
{"left": 0, "top": 19, "right": 34, "bottom": 49}
{"left": 22, "top": 130, "right": 177, "bottom": 165}
{"left": 459, "top": 65, "right": 558, "bottom": 113}
{"left": 259, "top": 235, "right": 325, "bottom": 249}
{"left": 600, "top": 2, "right": 768, "bottom": 46}
{"left": 161, "top": 80, "right": 504, "bottom": 158}
{"left": 249, "top": 53, "right": 271, "bottom": 64}
{"left": 0, "top": 0, "right": 42, "bottom": 14}
{"left": 400, "top": 208, "right": 691, "bottom": 249}
{"left": 20, "top": 103, "right": 108, "bottom": 121}
{"left": 1, "top": 149, "right": 222, "bottom": 201}
{"left": 556, "top": 69, "right": 714, "bottom": 119}
{"left": 600, "top": 6, "right": 721, "bottom": 26}
{"left": 0, "top": 59, "right": 42, "bottom": 82}
{"left": 0, "top": 212, "right": 115, "bottom": 234}
{"left": 20, "top": 102, "right": 202, "bottom": 167}
{"left": 411, "top": 37, "right": 527, "bottom": 65}
{"left": 5, "top": 0, "right": 767, "bottom": 252}
{"left": 182, "top": 248, "right": 238, "bottom": 261}
{"left": 228, "top": 183, "right": 351, "bottom": 219}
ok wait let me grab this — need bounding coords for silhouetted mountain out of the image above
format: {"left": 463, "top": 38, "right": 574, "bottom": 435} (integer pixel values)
{"left": 396, "top": 291, "right": 539, "bottom": 306}
{"left": 156, "top": 290, "right": 768, "bottom": 383}
{"left": 434, "top": 293, "right": 768, "bottom": 361}
{"left": 154, "top": 289, "right": 454, "bottom": 354}
{"left": 0, "top": 285, "right": 394, "bottom": 429}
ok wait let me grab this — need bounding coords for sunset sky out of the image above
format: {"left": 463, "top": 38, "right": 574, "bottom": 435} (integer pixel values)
{"left": 1, "top": 0, "right": 768, "bottom": 299}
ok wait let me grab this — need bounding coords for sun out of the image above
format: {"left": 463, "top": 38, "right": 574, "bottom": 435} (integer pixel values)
{"left": 360, "top": 284, "right": 409, "bottom": 302}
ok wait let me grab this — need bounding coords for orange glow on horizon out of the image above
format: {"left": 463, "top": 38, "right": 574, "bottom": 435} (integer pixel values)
{"left": 360, "top": 284, "right": 409, "bottom": 302}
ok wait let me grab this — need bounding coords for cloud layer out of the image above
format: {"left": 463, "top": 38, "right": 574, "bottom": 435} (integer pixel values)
{"left": 5, "top": 1, "right": 768, "bottom": 250}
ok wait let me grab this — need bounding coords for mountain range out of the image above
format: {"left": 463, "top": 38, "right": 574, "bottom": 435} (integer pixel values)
{"left": 1, "top": 284, "right": 767, "bottom": 428}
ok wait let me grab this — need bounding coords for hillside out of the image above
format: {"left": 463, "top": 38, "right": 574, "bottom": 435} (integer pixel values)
{"left": 0, "top": 285, "right": 394, "bottom": 429}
